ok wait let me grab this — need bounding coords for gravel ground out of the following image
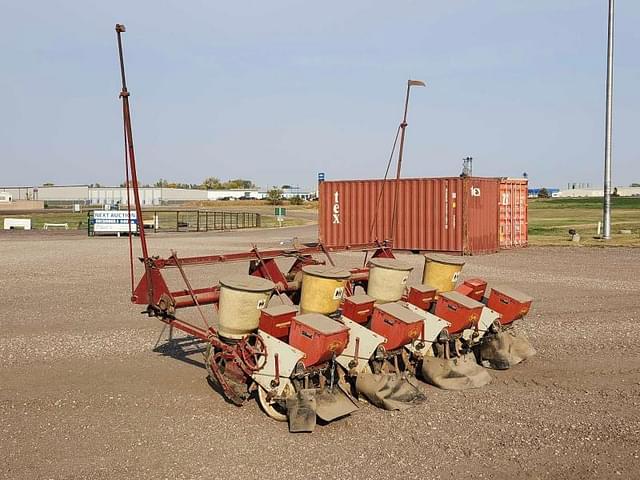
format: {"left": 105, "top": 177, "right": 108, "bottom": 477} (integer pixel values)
{"left": 1, "top": 226, "right": 639, "bottom": 480}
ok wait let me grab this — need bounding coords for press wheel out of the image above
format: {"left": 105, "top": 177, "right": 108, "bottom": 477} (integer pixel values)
{"left": 257, "top": 386, "right": 287, "bottom": 422}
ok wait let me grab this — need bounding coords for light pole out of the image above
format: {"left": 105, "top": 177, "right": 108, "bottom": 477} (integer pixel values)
{"left": 391, "top": 79, "right": 426, "bottom": 242}
{"left": 602, "top": 0, "right": 615, "bottom": 239}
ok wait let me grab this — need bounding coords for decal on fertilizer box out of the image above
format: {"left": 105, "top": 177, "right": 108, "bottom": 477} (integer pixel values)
{"left": 92, "top": 210, "right": 138, "bottom": 233}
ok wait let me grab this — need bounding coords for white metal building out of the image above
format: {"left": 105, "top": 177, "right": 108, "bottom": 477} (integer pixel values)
{"left": 557, "top": 187, "right": 640, "bottom": 197}
{"left": 0, "top": 186, "right": 38, "bottom": 200}
{"left": 0, "top": 185, "right": 264, "bottom": 205}
{"left": 258, "top": 188, "right": 316, "bottom": 200}
{"left": 0, "top": 184, "right": 319, "bottom": 205}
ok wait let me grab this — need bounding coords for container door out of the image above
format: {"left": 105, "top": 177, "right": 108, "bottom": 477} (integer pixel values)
{"left": 514, "top": 181, "right": 528, "bottom": 246}
{"left": 499, "top": 187, "right": 510, "bottom": 248}
{"left": 463, "top": 178, "right": 500, "bottom": 255}
{"left": 506, "top": 184, "right": 513, "bottom": 248}
{"left": 498, "top": 179, "right": 528, "bottom": 249}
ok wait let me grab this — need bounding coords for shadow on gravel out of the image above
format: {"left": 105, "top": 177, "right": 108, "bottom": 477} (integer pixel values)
{"left": 153, "top": 334, "right": 251, "bottom": 406}
{"left": 153, "top": 336, "right": 207, "bottom": 369}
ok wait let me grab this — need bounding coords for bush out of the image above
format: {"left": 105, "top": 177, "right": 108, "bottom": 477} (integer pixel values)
{"left": 289, "top": 195, "right": 304, "bottom": 205}
{"left": 538, "top": 188, "right": 551, "bottom": 199}
{"left": 266, "top": 188, "right": 284, "bottom": 205}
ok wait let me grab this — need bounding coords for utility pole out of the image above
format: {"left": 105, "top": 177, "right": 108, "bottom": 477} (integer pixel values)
{"left": 602, "top": 0, "right": 615, "bottom": 239}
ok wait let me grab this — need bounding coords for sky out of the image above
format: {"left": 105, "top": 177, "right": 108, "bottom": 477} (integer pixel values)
{"left": 1, "top": 1, "right": 638, "bottom": 190}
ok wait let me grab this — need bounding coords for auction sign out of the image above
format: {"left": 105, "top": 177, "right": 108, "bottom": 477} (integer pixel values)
{"left": 92, "top": 210, "right": 138, "bottom": 234}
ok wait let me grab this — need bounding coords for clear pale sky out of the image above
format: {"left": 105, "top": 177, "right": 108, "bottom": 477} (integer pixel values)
{"left": 1, "top": 1, "right": 638, "bottom": 189}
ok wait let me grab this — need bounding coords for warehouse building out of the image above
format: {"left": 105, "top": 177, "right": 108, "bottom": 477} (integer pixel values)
{"left": 0, "top": 184, "right": 317, "bottom": 206}
{"left": 0, "top": 185, "right": 261, "bottom": 206}
{"left": 556, "top": 186, "right": 640, "bottom": 197}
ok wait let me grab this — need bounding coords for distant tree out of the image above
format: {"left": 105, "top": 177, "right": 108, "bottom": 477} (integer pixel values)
{"left": 155, "top": 179, "right": 169, "bottom": 188}
{"left": 266, "top": 188, "right": 284, "bottom": 205}
{"left": 537, "top": 188, "right": 550, "bottom": 199}
{"left": 225, "top": 179, "right": 256, "bottom": 189}
{"left": 202, "top": 177, "right": 222, "bottom": 189}
{"left": 289, "top": 195, "right": 304, "bottom": 205}
{"left": 42, "top": 182, "right": 54, "bottom": 186}
{"left": 630, "top": 183, "right": 640, "bottom": 187}
{"left": 612, "top": 187, "right": 619, "bottom": 197}
{"left": 173, "top": 183, "right": 194, "bottom": 189}
{"left": 281, "top": 184, "right": 292, "bottom": 189}
{"left": 200, "top": 177, "right": 256, "bottom": 190}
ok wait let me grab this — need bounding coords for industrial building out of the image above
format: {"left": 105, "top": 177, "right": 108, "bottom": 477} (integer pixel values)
{"left": 0, "top": 185, "right": 315, "bottom": 206}
{"left": 527, "top": 186, "right": 640, "bottom": 198}
{"left": 556, "top": 186, "right": 640, "bottom": 197}
{"left": 259, "top": 187, "right": 316, "bottom": 200}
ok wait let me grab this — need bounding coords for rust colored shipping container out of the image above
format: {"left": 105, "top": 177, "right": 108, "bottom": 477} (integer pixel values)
{"left": 318, "top": 177, "right": 501, "bottom": 255}
{"left": 499, "top": 178, "right": 528, "bottom": 249}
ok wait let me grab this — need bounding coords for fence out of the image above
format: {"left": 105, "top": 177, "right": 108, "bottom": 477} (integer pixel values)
{"left": 164, "top": 211, "right": 261, "bottom": 232}
{"left": 88, "top": 210, "right": 261, "bottom": 235}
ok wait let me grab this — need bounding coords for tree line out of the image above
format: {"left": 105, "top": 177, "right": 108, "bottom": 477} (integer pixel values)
{"left": 117, "top": 177, "right": 257, "bottom": 190}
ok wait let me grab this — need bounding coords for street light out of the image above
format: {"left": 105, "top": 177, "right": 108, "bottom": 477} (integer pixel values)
{"left": 602, "top": 0, "right": 615, "bottom": 239}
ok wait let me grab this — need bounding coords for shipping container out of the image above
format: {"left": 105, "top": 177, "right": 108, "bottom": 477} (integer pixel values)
{"left": 318, "top": 177, "right": 501, "bottom": 255}
{"left": 499, "top": 178, "right": 528, "bottom": 248}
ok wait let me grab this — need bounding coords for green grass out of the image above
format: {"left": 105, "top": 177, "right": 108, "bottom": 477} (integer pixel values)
{"left": 529, "top": 196, "right": 640, "bottom": 210}
{"left": 0, "top": 210, "right": 306, "bottom": 232}
{"left": 0, "top": 212, "right": 90, "bottom": 230}
{"left": 528, "top": 197, "right": 640, "bottom": 247}
{"left": 258, "top": 215, "right": 307, "bottom": 228}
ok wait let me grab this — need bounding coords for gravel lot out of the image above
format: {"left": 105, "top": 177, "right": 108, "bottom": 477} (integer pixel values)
{"left": 1, "top": 226, "right": 639, "bottom": 479}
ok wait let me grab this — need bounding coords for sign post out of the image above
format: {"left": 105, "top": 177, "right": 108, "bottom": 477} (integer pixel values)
{"left": 275, "top": 207, "right": 286, "bottom": 227}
